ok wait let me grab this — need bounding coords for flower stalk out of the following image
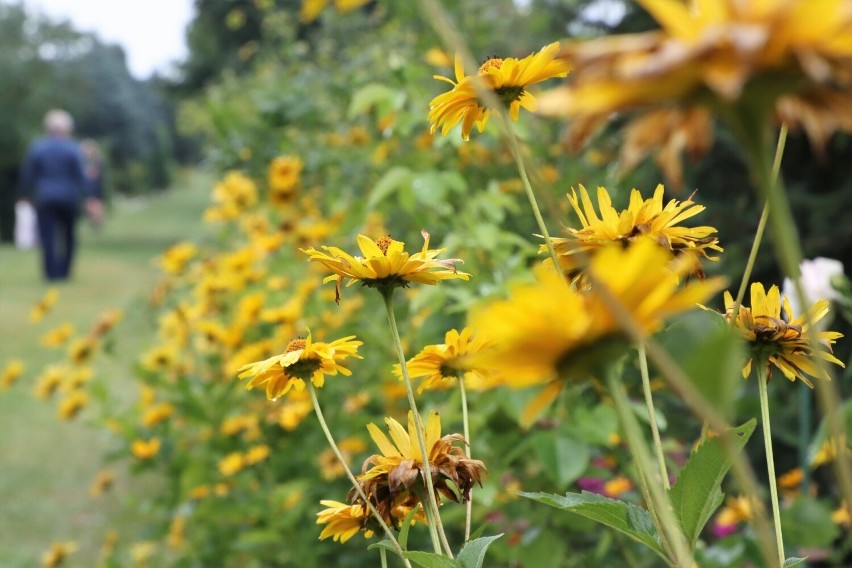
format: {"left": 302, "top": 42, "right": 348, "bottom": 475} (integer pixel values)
{"left": 459, "top": 378, "right": 473, "bottom": 541}
{"left": 638, "top": 344, "right": 669, "bottom": 490}
{"left": 755, "top": 362, "right": 785, "bottom": 567}
{"left": 382, "top": 288, "right": 453, "bottom": 558}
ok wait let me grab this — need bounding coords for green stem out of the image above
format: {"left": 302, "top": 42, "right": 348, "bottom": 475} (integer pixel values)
{"left": 605, "top": 367, "right": 691, "bottom": 568}
{"left": 501, "top": 114, "right": 562, "bottom": 272}
{"left": 731, "top": 124, "right": 788, "bottom": 314}
{"left": 756, "top": 365, "right": 785, "bottom": 566}
{"left": 638, "top": 344, "right": 670, "bottom": 490}
{"left": 380, "top": 548, "right": 388, "bottom": 568}
{"left": 459, "top": 378, "right": 472, "bottom": 541}
{"left": 382, "top": 289, "right": 453, "bottom": 558}
{"left": 308, "top": 384, "right": 411, "bottom": 567}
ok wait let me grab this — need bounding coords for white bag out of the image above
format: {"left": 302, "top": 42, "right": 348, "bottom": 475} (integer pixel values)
{"left": 14, "top": 201, "right": 38, "bottom": 249}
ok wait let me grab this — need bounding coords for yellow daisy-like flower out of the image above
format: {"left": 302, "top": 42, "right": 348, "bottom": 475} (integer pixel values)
{"left": 0, "top": 359, "right": 24, "bottom": 390}
{"left": 429, "top": 42, "right": 570, "bottom": 140}
{"left": 267, "top": 155, "right": 303, "bottom": 207}
{"left": 299, "top": 0, "right": 371, "bottom": 23}
{"left": 131, "top": 438, "right": 161, "bottom": 460}
{"left": 397, "top": 327, "right": 495, "bottom": 393}
{"left": 30, "top": 288, "right": 59, "bottom": 323}
{"left": 89, "top": 470, "right": 115, "bottom": 497}
{"left": 237, "top": 332, "right": 362, "bottom": 400}
{"left": 303, "top": 231, "right": 469, "bottom": 303}
{"left": 158, "top": 242, "right": 198, "bottom": 275}
{"left": 315, "top": 500, "right": 374, "bottom": 543}
{"left": 540, "top": 0, "right": 852, "bottom": 178}
{"left": 472, "top": 239, "right": 725, "bottom": 390}
{"left": 359, "top": 411, "right": 486, "bottom": 517}
{"left": 57, "top": 390, "right": 89, "bottom": 421}
{"left": 547, "top": 184, "right": 722, "bottom": 277}
{"left": 40, "top": 322, "right": 75, "bottom": 347}
{"left": 722, "top": 283, "right": 844, "bottom": 386}
{"left": 41, "top": 541, "right": 77, "bottom": 568}
{"left": 141, "top": 402, "right": 175, "bottom": 428}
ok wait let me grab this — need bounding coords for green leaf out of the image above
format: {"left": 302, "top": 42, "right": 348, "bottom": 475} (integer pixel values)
{"left": 456, "top": 534, "right": 503, "bottom": 568}
{"left": 398, "top": 504, "right": 421, "bottom": 550}
{"left": 668, "top": 419, "right": 756, "bottom": 545}
{"left": 519, "top": 491, "right": 666, "bottom": 560}
{"left": 784, "top": 558, "right": 807, "bottom": 568}
{"left": 368, "top": 539, "right": 400, "bottom": 556}
{"left": 659, "top": 310, "right": 746, "bottom": 418}
{"left": 780, "top": 495, "right": 839, "bottom": 548}
{"left": 404, "top": 551, "right": 462, "bottom": 568}
{"left": 531, "top": 429, "right": 590, "bottom": 490}
{"left": 368, "top": 166, "right": 413, "bottom": 209}
{"left": 347, "top": 83, "right": 402, "bottom": 118}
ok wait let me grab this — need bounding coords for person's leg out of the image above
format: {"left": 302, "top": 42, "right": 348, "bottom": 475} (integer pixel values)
{"left": 36, "top": 204, "right": 60, "bottom": 280}
{"left": 56, "top": 203, "right": 77, "bottom": 279}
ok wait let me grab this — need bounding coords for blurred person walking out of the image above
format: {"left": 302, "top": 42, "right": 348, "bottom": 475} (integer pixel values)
{"left": 17, "top": 109, "right": 100, "bottom": 281}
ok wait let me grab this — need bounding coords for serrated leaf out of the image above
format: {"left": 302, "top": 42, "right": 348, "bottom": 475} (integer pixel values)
{"left": 456, "top": 534, "right": 503, "bottom": 568}
{"left": 519, "top": 491, "right": 666, "bottom": 560}
{"left": 784, "top": 557, "right": 807, "bottom": 568}
{"left": 404, "top": 551, "right": 462, "bottom": 568}
{"left": 368, "top": 166, "right": 413, "bottom": 209}
{"left": 668, "top": 420, "right": 756, "bottom": 545}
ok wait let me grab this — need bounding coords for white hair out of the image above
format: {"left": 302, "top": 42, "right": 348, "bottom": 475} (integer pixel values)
{"left": 44, "top": 109, "right": 74, "bottom": 136}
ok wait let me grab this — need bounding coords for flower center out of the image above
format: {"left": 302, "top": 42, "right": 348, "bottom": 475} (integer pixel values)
{"left": 286, "top": 338, "right": 306, "bottom": 352}
{"left": 375, "top": 235, "right": 393, "bottom": 255}
{"left": 479, "top": 57, "right": 503, "bottom": 73}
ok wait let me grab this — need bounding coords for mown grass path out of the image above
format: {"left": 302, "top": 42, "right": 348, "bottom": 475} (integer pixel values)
{"left": 0, "top": 170, "right": 211, "bottom": 566}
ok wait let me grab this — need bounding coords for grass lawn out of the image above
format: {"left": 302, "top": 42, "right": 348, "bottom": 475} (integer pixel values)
{"left": 0, "top": 170, "right": 211, "bottom": 567}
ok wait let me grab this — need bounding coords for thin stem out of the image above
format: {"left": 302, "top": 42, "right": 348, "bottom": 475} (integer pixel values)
{"left": 731, "top": 124, "right": 788, "bottom": 314}
{"left": 605, "top": 368, "right": 691, "bottom": 568}
{"left": 501, "top": 114, "right": 562, "bottom": 272}
{"left": 459, "top": 378, "right": 472, "bottom": 541}
{"left": 756, "top": 365, "right": 785, "bottom": 566}
{"left": 380, "top": 548, "right": 388, "bottom": 568}
{"left": 308, "top": 384, "right": 411, "bottom": 567}
{"left": 638, "top": 344, "right": 670, "bottom": 490}
{"left": 382, "top": 289, "right": 454, "bottom": 558}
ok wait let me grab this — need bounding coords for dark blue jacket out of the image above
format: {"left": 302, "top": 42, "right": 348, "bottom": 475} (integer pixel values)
{"left": 19, "top": 136, "right": 88, "bottom": 206}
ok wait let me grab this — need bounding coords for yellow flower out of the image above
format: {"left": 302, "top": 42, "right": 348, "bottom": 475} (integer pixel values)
{"left": 722, "top": 283, "right": 844, "bottom": 386}
{"left": 158, "top": 242, "right": 197, "bottom": 275}
{"left": 41, "top": 541, "right": 77, "bottom": 568}
{"left": 397, "top": 327, "right": 495, "bottom": 393}
{"left": 89, "top": 308, "right": 123, "bottom": 338}
{"left": 359, "top": 411, "right": 486, "bottom": 519}
{"left": 811, "top": 435, "right": 851, "bottom": 467}
{"left": 34, "top": 365, "right": 67, "bottom": 399}
{"left": 57, "top": 390, "right": 88, "bottom": 421}
{"left": 315, "top": 500, "right": 374, "bottom": 543}
{"left": 299, "top": 0, "right": 370, "bottom": 23}
{"left": 131, "top": 438, "right": 161, "bottom": 460}
{"left": 603, "top": 476, "right": 633, "bottom": 498}
{"left": 167, "top": 515, "right": 186, "bottom": 549}
{"left": 267, "top": 155, "right": 303, "bottom": 207}
{"left": 278, "top": 390, "right": 314, "bottom": 430}
{"left": 244, "top": 444, "right": 271, "bottom": 465}
{"left": 141, "top": 402, "right": 175, "bottom": 428}
{"left": 471, "top": 239, "right": 724, "bottom": 391}
{"left": 89, "top": 470, "right": 115, "bottom": 497}
{"left": 40, "top": 322, "right": 75, "bottom": 347}
{"left": 0, "top": 359, "right": 24, "bottom": 390}
{"left": 67, "top": 337, "right": 99, "bottom": 366}
{"left": 714, "top": 495, "right": 753, "bottom": 530}
{"left": 218, "top": 452, "right": 245, "bottom": 476}
{"left": 429, "top": 42, "right": 570, "bottom": 140}
{"left": 237, "top": 332, "right": 362, "bottom": 400}
{"left": 303, "top": 231, "right": 469, "bottom": 303}
{"left": 30, "top": 288, "right": 59, "bottom": 323}
{"left": 541, "top": 0, "right": 852, "bottom": 175}
{"left": 833, "top": 501, "right": 851, "bottom": 528}
{"left": 547, "top": 184, "right": 722, "bottom": 277}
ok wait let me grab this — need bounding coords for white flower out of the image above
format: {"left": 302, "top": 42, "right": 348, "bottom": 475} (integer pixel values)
{"left": 783, "top": 257, "right": 845, "bottom": 319}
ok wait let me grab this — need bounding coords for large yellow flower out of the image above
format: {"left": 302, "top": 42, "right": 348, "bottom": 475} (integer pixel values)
{"left": 547, "top": 183, "right": 722, "bottom": 277}
{"left": 397, "top": 327, "right": 494, "bottom": 393}
{"left": 472, "top": 239, "right": 725, "bottom": 389}
{"left": 722, "top": 283, "right": 844, "bottom": 386}
{"left": 539, "top": 0, "right": 852, "bottom": 179}
{"left": 237, "top": 332, "right": 362, "bottom": 399}
{"left": 302, "top": 232, "right": 469, "bottom": 303}
{"left": 358, "top": 412, "right": 486, "bottom": 520}
{"left": 315, "top": 500, "right": 373, "bottom": 543}
{"left": 429, "top": 42, "right": 570, "bottom": 140}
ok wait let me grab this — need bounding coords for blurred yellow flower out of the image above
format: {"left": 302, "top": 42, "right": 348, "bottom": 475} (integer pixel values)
{"left": 429, "top": 42, "right": 569, "bottom": 140}
{"left": 268, "top": 155, "right": 303, "bottom": 207}
{"left": 30, "top": 288, "right": 59, "bottom": 323}
{"left": 67, "top": 337, "right": 99, "bottom": 366}
{"left": 398, "top": 327, "right": 495, "bottom": 393}
{"left": 300, "top": 0, "right": 370, "bottom": 23}
{"left": 547, "top": 184, "right": 722, "bottom": 277}
{"left": 89, "top": 469, "right": 115, "bottom": 497}
{"left": 141, "top": 402, "right": 175, "bottom": 428}
{"left": 722, "top": 283, "right": 844, "bottom": 385}
{"left": 0, "top": 359, "right": 24, "bottom": 390}
{"left": 40, "top": 322, "right": 75, "bottom": 347}
{"left": 131, "top": 438, "right": 161, "bottom": 460}
{"left": 57, "top": 390, "right": 88, "bottom": 421}
{"left": 833, "top": 501, "right": 851, "bottom": 527}
{"left": 219, "top": 451, "right": 246, "bottom": 476}
{"left": 158, "top": 242, "right": 197, "bottom": 275}
{"left": 237, "top": 332, "right": 362, "bottom": 400}
{"left": 278, "top": 390, "right": 313, "bottom": 430}
{"left": 41, "top": 541, "right": 77, "bottom": 568}
{"left": 303, "top": 231, "right": 469, "bottom": 303}
{"left": 244, "top": 444, "right": 271, "bottom": 465}
{"left": 34, "top": 365, "right": 66, "bottom": 399}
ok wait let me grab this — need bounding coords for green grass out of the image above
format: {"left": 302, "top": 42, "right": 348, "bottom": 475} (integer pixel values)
{"left": 0, "top": 170, "right": 212, "bottom": 567}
